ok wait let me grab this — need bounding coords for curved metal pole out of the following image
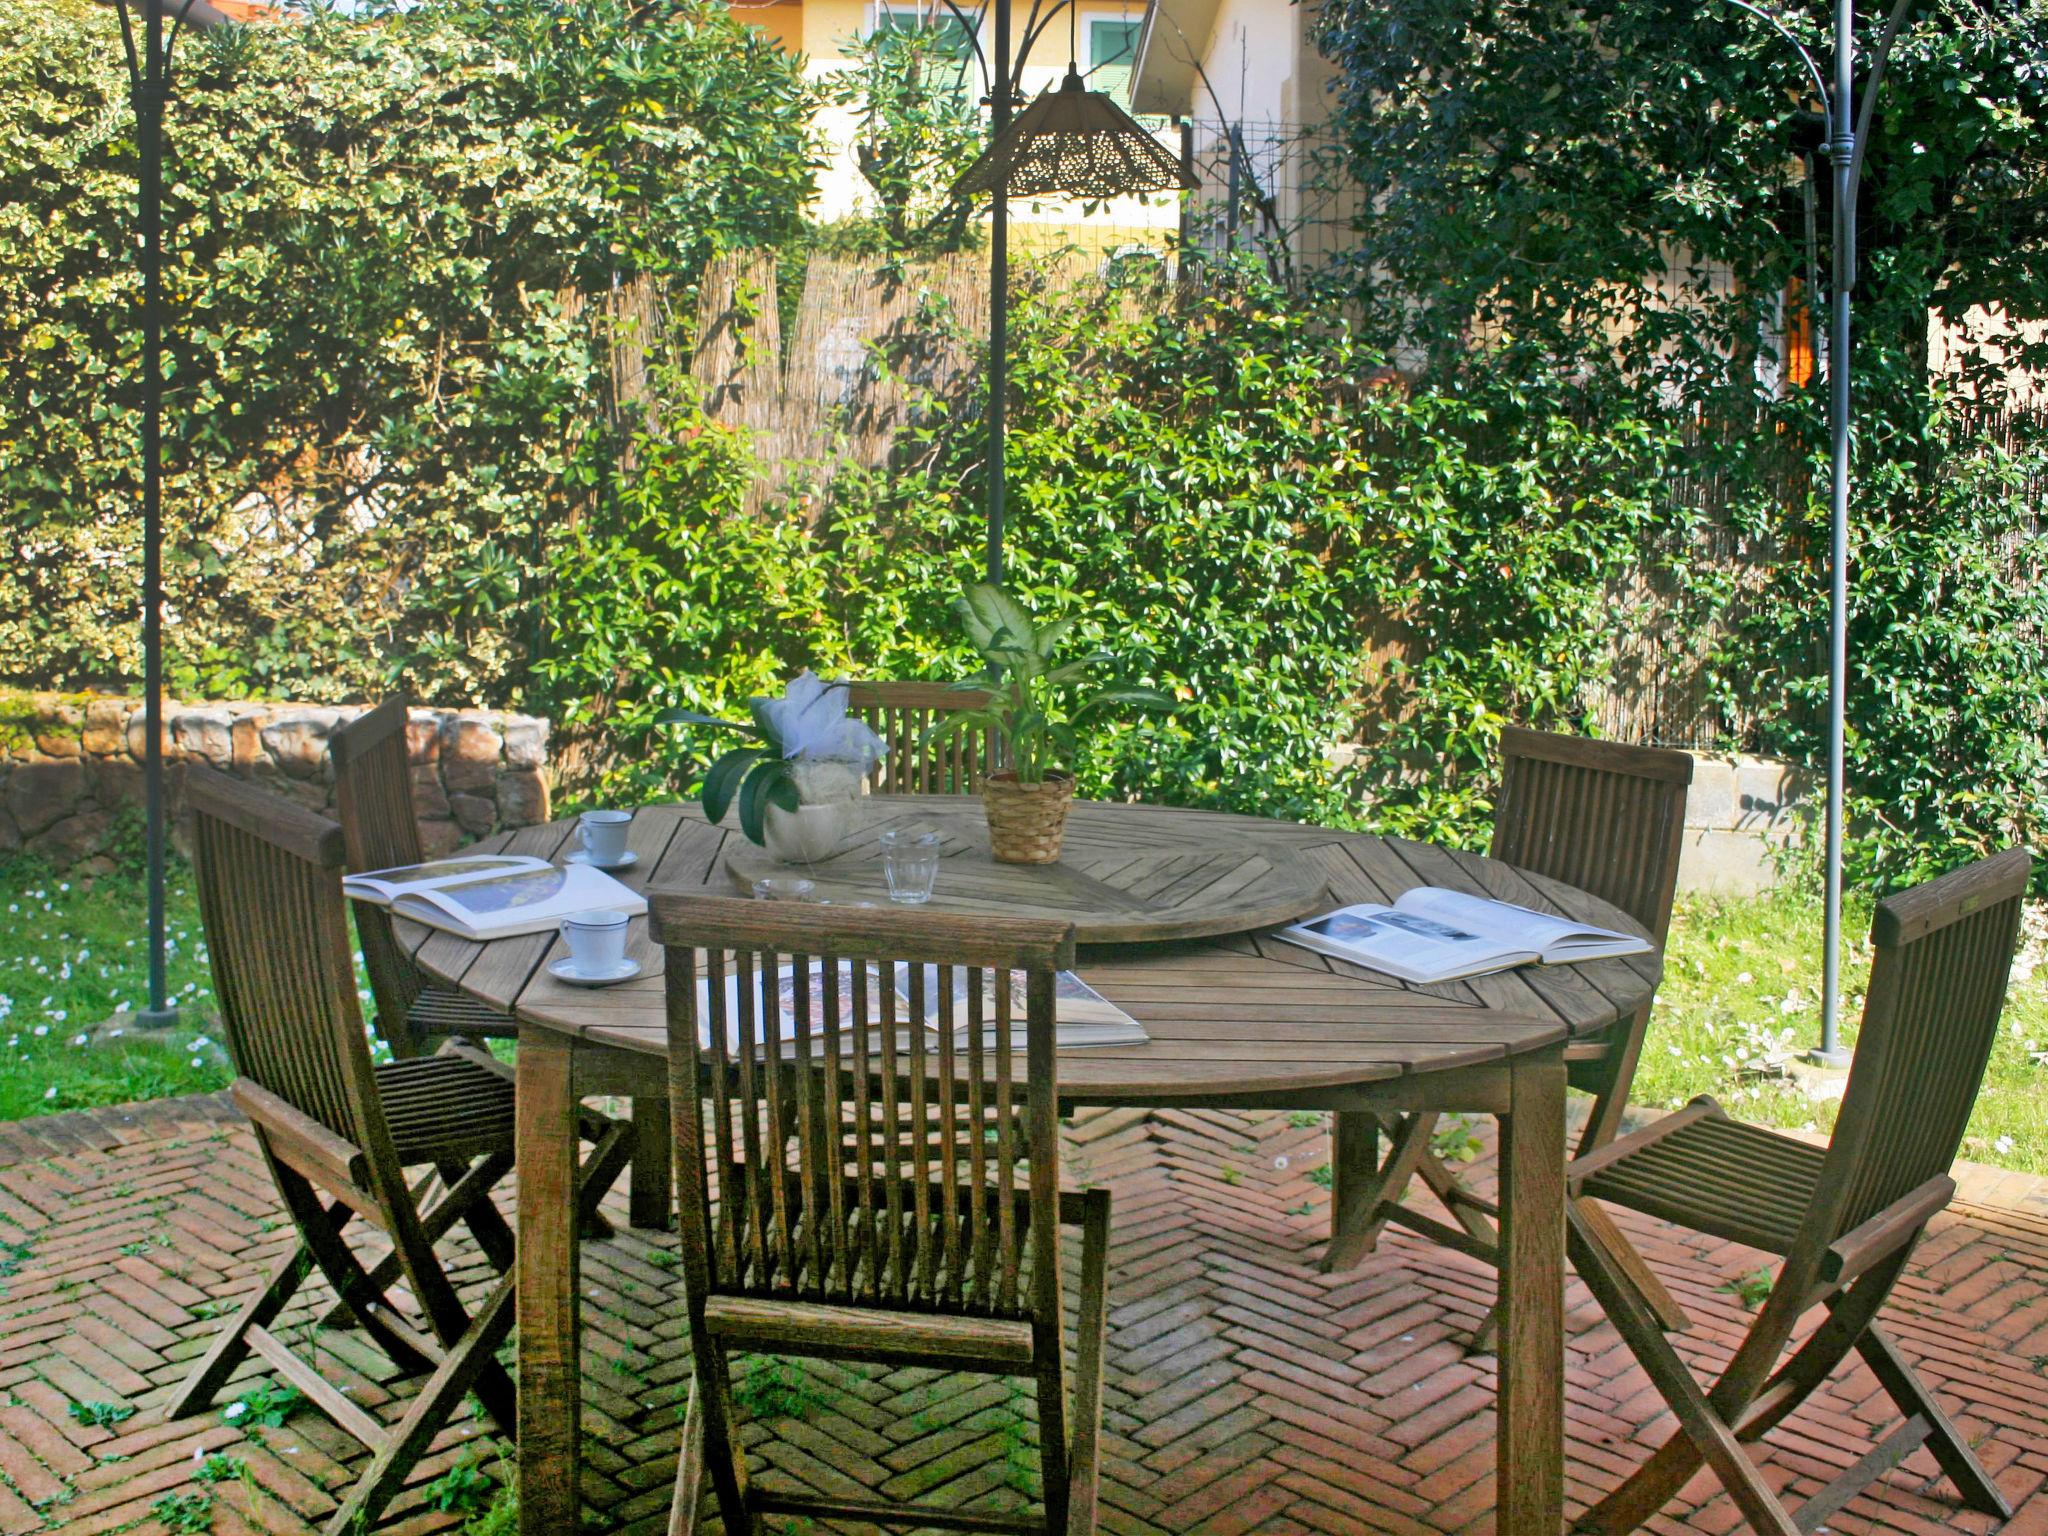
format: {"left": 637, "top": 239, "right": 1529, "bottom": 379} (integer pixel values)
{"left": 932, "top": 0, "right": 994, "bottom": 103}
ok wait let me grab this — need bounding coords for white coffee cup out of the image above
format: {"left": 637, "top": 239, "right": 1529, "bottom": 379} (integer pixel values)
{"left": 561, "top": 909, "right": 630, "bottom": 974}
{"left": 578, "top": 809, "right": 632, "bottom": 866}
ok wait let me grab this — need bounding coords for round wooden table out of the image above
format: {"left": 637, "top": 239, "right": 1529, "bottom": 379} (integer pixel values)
{"left": 398, "top": 800, "right": 1660, "bottom": 1536}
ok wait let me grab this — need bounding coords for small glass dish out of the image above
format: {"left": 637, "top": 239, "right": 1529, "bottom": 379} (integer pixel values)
{"left": 751, "top": 876, "right": 817, "bottom": 903}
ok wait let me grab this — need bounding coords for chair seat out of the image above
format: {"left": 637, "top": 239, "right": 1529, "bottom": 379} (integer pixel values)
{"left": 1577, "top": 1105, "right": 1825, "bottom": 1257}
{"left": 376, "top": 1052, "right": 515, "bottom": 1166}
{"left": 408, "top": 983, "right": 519, "bottom": 1041}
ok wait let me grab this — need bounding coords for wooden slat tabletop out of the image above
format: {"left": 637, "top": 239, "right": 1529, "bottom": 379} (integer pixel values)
{"left": 405, "top": 800, "right": 1660, "bottom": 1104}
{"left": 721, "top": 797, "right": 1332, "bottom": 943}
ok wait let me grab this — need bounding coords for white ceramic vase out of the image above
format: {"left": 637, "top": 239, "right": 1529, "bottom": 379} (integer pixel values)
{"left": 762, "top": 800, "right": 850, "bottom": 865}
{"left": 761, "top": 756, "right": 866, "bottom": 865}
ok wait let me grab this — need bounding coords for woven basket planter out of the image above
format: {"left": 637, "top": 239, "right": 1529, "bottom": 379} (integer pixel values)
{"left": 982, "top": 770, "right": 1075, "bottom": 864}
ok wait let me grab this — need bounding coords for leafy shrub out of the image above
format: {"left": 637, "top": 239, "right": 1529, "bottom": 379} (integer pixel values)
{"left": 1314, "top": 0, "right": 2048, "bottom": 887}
{"left": 1722, "top": 402, "right": 2048, "bottom": 889}
{"left": 1, "top": 0, "right": 817, "bottom": 702}
{"left": 555, "top": 261, "right": 1678, "bottom": 838}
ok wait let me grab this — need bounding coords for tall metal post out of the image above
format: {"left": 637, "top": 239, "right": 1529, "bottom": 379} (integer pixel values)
{"left": 134, "top": 0, "right": 179, "bottom": 1031}
{"left": 1813, "top": 0, "right": 1856, "bottom": 1066}
{"left": 985, "top": 0, "right": 1012, "bottom": 585}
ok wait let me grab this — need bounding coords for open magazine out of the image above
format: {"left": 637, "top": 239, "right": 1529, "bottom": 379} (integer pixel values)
{"left": 1279, "top": 887, "right": 1649, "bottom": 985}
{"left": 385, "top": 864, "right": 645, "bottom": 942}
{"left": 696, "top": 962, "right": 1147, "bottom": 1053}
{"left": 342, "top": 854, "right": 552, "bottom": 905}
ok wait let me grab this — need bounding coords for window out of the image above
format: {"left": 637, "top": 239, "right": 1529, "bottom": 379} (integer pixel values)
{"left": 1087, "top": 17, "right": 1141, "bottom": 106}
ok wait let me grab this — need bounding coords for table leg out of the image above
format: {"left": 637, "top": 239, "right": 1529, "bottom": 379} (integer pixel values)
{"left": 1497, "top": 1047, "right": 1566, "bottom": 1535}
{"left": 629, "top": 1094, "right": 674, "bottom": 1231}
{"left": 1321, "top": 1110, "right": 1381, "bottom": 1271}
{"left": 518, "top": 1031, "right": 582, "bottom": 1536}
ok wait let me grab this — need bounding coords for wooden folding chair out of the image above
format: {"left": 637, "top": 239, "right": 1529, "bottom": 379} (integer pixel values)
{"left": 1326, "top": 728, "right": 1696, "bottom": 1342}
{"left": 651, "top": 895, "right": 1112, "bottom": 1536}
{"left": 330, "top": 698, "right": 634, "bottom": 1231}
{"left": 1566, "top": 847, "right": 2028, "bottom": 1536}
{"left": 168, "top": 765, "right": 528, "bottom": 1535}
{"left": 845, "top": 680, "right": 1002, "bottom": 793}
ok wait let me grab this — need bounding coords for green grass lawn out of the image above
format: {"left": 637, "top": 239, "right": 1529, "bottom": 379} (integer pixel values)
{"left": 0, "top": 855, "right": 2041, "bottom": 1175}
{"left": 0, "top": 853, "right": 394, "bottom": 1121}
{"left": 0, "top": 855, "right": 230, "bottom": 1119}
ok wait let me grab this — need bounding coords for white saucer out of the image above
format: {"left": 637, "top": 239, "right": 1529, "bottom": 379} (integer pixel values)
{"left": 564, "top": 849, "right": 638, "bottom": 871}
{"left": 547, "top": 956, "right": 642, "bottom": 988}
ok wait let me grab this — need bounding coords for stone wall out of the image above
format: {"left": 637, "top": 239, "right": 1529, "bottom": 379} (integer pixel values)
{"left": 1, "top": 691, "right": 552, "bottom": 873}
{"left": 1675, "top": 751, "right": 1809, "bottom": 894}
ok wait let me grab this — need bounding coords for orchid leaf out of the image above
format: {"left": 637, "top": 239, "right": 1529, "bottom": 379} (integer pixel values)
{"left": 700, "top": 746, "right": 762, "bottom": 826}
{"left": 737, "top": 758, "right": 799, "bottom": 845}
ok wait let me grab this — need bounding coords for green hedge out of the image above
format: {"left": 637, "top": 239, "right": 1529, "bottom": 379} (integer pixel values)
{"left": 545, "top": 267, "right": 1683, "bottom": 838}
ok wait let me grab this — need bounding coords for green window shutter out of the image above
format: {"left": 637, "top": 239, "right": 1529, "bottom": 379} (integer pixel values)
{"left": 1088, "top": 19, "right": 1141, "bottom": 105}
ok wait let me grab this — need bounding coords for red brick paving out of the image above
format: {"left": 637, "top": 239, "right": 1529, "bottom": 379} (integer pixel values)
{"left": 0, "top": 1096, "right": 2042, "bottom": 1534}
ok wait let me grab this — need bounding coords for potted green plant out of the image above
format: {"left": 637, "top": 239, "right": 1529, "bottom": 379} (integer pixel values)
{"left": 930, "top": 584, "right": 1175, "bottom": 864}
{"left": 661, "top": 672, "right": 883, "bottom": 864}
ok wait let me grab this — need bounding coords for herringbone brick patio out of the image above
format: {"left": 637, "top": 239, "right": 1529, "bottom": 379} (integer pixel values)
{"left": 0, "top": 1095, "right": 2044, "bottom": 1536}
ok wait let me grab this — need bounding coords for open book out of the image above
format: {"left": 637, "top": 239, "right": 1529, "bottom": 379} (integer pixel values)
{"left": 386, "top": 864, "right": 646, "bottom": 942}
{"left": 697, "top": 963, "right": 1147, "bottom": 1053}
{"left": 1279, "top": 887, "right": 1649, "bottom": 985}
{"left": 342, "top": 854, "right": 552, "bottom": 906}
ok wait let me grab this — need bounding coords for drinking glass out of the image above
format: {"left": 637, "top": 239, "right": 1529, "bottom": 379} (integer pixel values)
{"left": 880, "top": 828, "right": 942, "bottom": 904}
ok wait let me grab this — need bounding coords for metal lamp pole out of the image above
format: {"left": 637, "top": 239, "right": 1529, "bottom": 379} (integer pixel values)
{"left": 986, "top": 0, "right": 1012, "bottom": 585}
{"left": 1815, "top": 0, "right": 1858, "bottom": 1067}
{"left": 113, "top": 0, "right": 221, "bottom": 1030}
{"left": 1720, "top": 0, "right": 1917, "bottom": 1066}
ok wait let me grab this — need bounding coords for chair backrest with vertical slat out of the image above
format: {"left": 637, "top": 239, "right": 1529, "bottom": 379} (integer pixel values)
{"left": 330, "top": 699, "right": 422, "bottom": 873}
{"left": 329, "top": 699, "right": 425, "bottom": 1033}
{"left": 1489, "top": 727, "right": 1695, "bottom": 947}
{"left": 653, "top": 895, "right": 1075, "bottom": 1322}
{"left": 844, "top": 681, "right": 1003, "bottom": 795}
{"left": 186, "top": 765, "right": 388, "bottom": 1159}
{"left": 1805, "top": 848, "right": 2029, "bottom": 1252}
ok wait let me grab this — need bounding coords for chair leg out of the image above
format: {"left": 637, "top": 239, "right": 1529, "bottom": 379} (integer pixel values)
{"left": 670, "top": 1378, "right": 708, "bottom": 1536}
{"left": 1566, "top": 1206, "right": 1799, "bottom": 1536}
{"left": 322, "top": 1276, "right": 518, "bottom": 1536}
{"left": 1573, "top": 1197, "right": 1688, "bottom": 1334}
{"left": 630, "top": 1095, "right": 675, "bottom": 1231}
{"left": 1464, "top": 1197, "right": 1677, "bottom": 1365}
{"left": 164, "top": 1238, "right": 316, "bottom": 1420}
{"left": 453, "top": 1156, "right": 517, "bottom": 1272}
{"left": 267, "top": 1163, "right": 439, "bottom": 1376}
{"left": 318, "top": 1151, "right": 515, "bottom": 1329}
{"left": 1856, "top": 1322, "right": 2013, "bottom": 1520}
{"left": 1034, "top": 1304, "right": 1073, "bottom": 1536}
{"left": 1064, "top": 1188, "right": 1111, "bottom": 1536}
{"left": 696, "top": 1340, "right": 752, "bottom": 1534}
{"left": 1323, "top": 1111, "right": 1426, "bottom": 1272}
